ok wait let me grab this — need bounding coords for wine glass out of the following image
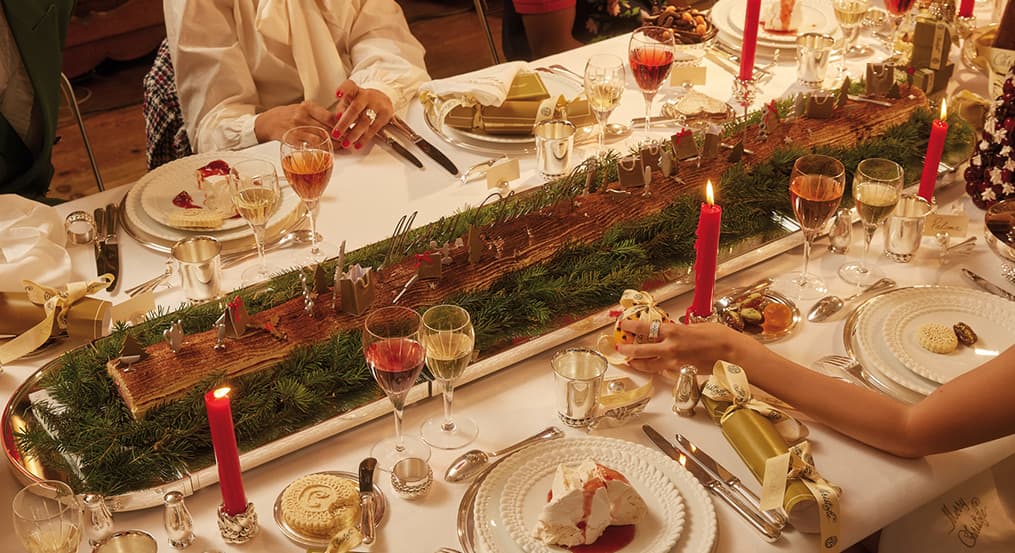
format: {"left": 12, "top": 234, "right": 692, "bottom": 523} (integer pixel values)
{"left": 230, "top": 159, "right": 281, "bottom": 284}
{"left": 833, "top": 0, "right": 873, "bottom": 58}
{"left": 773, "top": 154, "right": 846, "bottom": 300}
{"left": 883, "top": 0, "right": 917, "bottom": 58}
{"left": 419, "top": 304, "right": 478, "bottom": 450}
{"left": 363, "top": 306, "right": 430, "bottom": 470}
{"left": 13, "top": 480, "right": 83, "bottom": 553}
{"left": 280, "top": 126, "right": 337, "bottom": 264}
{"left": 838, "top": 158, "right": 903, "bottom": 285}
{"left": 583, "top": 54, "right": 626, "bottom": 158}
{"left": 629, "top": 26, "right": 675, "bottom": 142}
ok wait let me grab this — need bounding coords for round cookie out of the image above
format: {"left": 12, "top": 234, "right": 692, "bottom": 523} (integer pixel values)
{"left": 280, "top": 473, "right": 360, "bottom": 538}
{"left": 917, "top": 323, "right": 959, "bottom": 354}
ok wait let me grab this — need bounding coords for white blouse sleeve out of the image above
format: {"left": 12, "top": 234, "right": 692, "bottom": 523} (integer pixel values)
{"left": 340, "top": 0, "right": 430, "bottom": 111}
{"left": 165, "top": 0, "right": 261, "bottom": 153}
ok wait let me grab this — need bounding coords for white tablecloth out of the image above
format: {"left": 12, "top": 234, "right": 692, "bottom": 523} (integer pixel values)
{"left": 3, "top": 13, "right": 1015, "bottom": 553}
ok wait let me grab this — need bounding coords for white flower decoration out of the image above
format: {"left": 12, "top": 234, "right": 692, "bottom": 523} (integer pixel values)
{"left": 972, "top": 154, "right": 982, "bottom": 166}
{"left": 983, "top": 188, "right": 997, "bottom": 201}
{"left": 1002, "top": 145, "right": 1013, "bottom": 156}
{"left": 981, "top": 139, "right": 991, "bottom": 149}
{"left": 991, "top": 167, "right": 1004, "bottom": 184}
{"left": 1005, "top": 158, "right": 1015, "bottom": 172}
{"left": 1003, "top": 182, "right": 1015, "bottom": 196}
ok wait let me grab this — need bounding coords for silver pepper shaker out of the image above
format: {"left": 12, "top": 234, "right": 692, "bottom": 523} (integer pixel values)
{"left": 828, "top": 208, "right": 852, "bottom": 255}
{"left": 82, "top": 493, "right": 114, "bottom": 546}
{"left": 163, "top": 491, "right": 196, "bottom": 549}
{"left": 672, "top": 365, "right": 701, "bottom": 417}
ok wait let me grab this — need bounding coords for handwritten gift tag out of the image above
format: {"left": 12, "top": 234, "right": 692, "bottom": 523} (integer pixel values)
{"left": 923, "top": 213, "right": 968, "bottom": 237}
{"left": 486, "top": 158, "right": 520, "bottom": 189}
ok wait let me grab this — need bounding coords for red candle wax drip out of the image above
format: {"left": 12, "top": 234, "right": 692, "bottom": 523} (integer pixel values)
{"left": 918, "top": 99, "right": 949, "bottom": 203}
{"left": 739, "top": 0, "right": 762, "bottom": 81}
{"left": 687, "top": 181, "right": 722, "bottom": 319}
{"left": 204, "top": 387, "right": 248, "bottom": 515}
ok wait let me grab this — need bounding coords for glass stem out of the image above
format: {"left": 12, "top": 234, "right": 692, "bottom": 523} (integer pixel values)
{"left": 643, "top": 92, "right": 654, "bottom": 138}
{"left": 392, "top": 402, "right": 406, "bottom": 451}
{"left": 440, "top": 379, "right": 457, "bottom": 432}
{"left": 846, "top": 26, "right": 860, "bottom": 51}
{"left": 304, "top": 200, "right": 320, "bottom": 255}
{"left": 597, "top": 118, "right": 606, "bottom": 157}
{"left": 801, "top": 229, "right": 814, "bottom": 278}
{"left": 860, "top": 224, "right": 876, "bottom": 273}
{"left": 253, "top": 225, "right": 267, "bottom": 270}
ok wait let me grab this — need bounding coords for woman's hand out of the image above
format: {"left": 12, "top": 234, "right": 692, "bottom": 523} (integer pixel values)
{"left": 616, "top": 321, "right": 760, "bottom": 375}
{"left": 254, "top": 101, "right": 337, "bottom": 144}
{"left": 330, "top": 80, "right": 394, "bottom": 150}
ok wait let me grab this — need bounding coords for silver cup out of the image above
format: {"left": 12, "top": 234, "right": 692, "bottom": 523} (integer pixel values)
{"left": 551, "top": 347, "right": 607, "bottom": 428}
{"left": 884, "top": 194, "right": 934, "bottom": 263}
{"left": 171, "top": 235, "right": 223, "bottom": 302}
{"left": 91, "top": 530, "right": 158, "bottom": 553}
{"left": 796, "top": 33, "right": 836, "bottom": 88}
{"left": 534, "top": 119, "right": 576, "bottom": 179}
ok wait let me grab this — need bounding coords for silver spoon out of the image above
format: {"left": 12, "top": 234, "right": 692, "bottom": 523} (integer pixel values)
{"left": 444, "top": 427, "right": 564, "bottom": 483}
{"left": 220, "top": 228, "right": 315, "bottom": 268}
{"left": 808, "top": 277, "right": 896, "bottom": 322}
{"left": 575, "top": 123, "right": 632, "bottom": 145}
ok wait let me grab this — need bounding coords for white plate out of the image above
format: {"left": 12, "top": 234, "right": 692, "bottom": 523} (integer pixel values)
{"left": 137, "top": 152, "right": 301, "bottom": 232}
{"left": 882, "top": 287, "right": 1015, "bottom": 385}
{"left": 473, "top": 437, "right": 716, "bottom": 553}
{"left": 713, "top": 0, "right": 839, "bottom": 52}
{"left": 851, "top": 288, "right": 938, "bottom": 396}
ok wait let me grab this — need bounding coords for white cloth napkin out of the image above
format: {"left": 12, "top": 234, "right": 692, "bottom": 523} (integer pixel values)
{"left": 0, "top": 194, "right": 71, "bottom": 291}
{"left": 419, "top": 61, "right": 528, "bottom": 107}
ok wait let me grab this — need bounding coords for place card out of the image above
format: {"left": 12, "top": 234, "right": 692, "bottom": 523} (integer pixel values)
{"left": 486, "top": 158, "right": 520, "bottom": 189}
{"left": 923, "top": 213, "right": 968, "bottom": 237}
{"left": 670, "top": 66, "right": 706, "bottom": 87}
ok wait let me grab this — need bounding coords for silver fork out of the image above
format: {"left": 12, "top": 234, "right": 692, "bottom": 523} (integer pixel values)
{"left": 125, "top": 260, "right": 174, "bottom": 297}
{"left": 813, "top": 355, "right": 897, "bottom": 398}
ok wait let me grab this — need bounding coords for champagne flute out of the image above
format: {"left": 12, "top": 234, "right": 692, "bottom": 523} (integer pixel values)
{"left": 13, "top": 480, "right": 83, "bottom": 553}
{"left": 838, "top": 158, "right": 903, "bottom": 285}
{"left": 229, "top": 159, "right": 281, "bottom": 284}
{"left": 774, "top": 154, "right": 846, "bottom": 300}
{"left": 419, "top": 304, "right": 478, "bottom": 450}
{"left": 583, "top": 54, "right": 626, "bottom": 158}
{"left": 363, "top": 306, "right": 430, "bottom": 470}
{"left": 280, "top": 126, "right": 337, "bottom": 264}
{"left": 628, "top": 26, "right": 675, "bottom": 142}
{"left": 833, "top": 0, "right": 873, "bottom": 57}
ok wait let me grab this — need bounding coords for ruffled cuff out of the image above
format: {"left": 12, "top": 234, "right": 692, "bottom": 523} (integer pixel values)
{"left": 196, "top": 113, "right": 260, "bottom": 153}
{"left": 352, "top": 80, "right": 405, "bottom": 112}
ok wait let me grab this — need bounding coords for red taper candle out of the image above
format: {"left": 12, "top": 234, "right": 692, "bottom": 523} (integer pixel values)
{"left": 958, "top": 0, "right": 974, "bottom": 17}
{"left": 205, "top": 386, "right": 247, "bottom": 515}
{"left": 918, "top": 99, "right": 948, "bottom": 203}
{"left": 688, "top": 181, "right": 722, "bottom": 319}
{"left": 739, "top": 0, "right": 762, "bottom": 80}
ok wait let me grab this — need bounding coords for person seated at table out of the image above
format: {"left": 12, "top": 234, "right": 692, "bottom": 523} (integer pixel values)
{"left": 617, "top": 320, "right": 1015, "bottom": 552}
{"left": 0, "top": 0, "right": 74, "bottom": 199}
{"left": 165, "top": 0, "right": 429, "bottom": 153}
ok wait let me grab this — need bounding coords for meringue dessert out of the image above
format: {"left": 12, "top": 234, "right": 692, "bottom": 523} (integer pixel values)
{"left": 762, "top": 0, "right": 803, "bottom": 33}
{"left": 532, "top": 460, "right": 648, "bottom": 547}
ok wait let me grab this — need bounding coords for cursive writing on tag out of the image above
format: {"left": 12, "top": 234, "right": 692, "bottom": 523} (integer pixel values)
{"left": 924, "top": 213, "right": 968, "bottom": 237}
{"left": 942, "top": 496, "right": 990, "bottom": 548}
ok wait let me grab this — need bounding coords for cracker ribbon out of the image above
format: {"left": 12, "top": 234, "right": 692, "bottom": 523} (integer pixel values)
{"left": 702, "top": 360, "right": 809, "bottom": 445}
{"left": 618, "top": 289, "right": 666, "bottom": 324}
{"left": 762, "top": 441, "right": 842, "bottom": 552}
{"left": 0, "top": 275, "right": 113, "bottom": 365}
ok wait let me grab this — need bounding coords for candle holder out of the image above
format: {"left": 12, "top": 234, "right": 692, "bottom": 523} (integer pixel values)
{"left": 679, "top": 310, "right": 718, "bottom": 325}
{"left": 955, "top": 15, "right": 976, "bottom": 40}
{"left": 217, "top": 502, "right": 258, "bottom": 544}
{"left": 731, "top": 77, "right": 758, "bottom": 146}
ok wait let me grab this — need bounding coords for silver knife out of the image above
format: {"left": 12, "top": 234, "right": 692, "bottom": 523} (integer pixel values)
{"left": 102, "top": 203, "right": 120, "bottom": 292}
{"left": 379, "top": 128, "right": 423, "bottom": 169}
{"left": 962, "top": 268, "right": 1015, "bottom": 301}
{"left": 358, "top": 457, "right": 377, "bottom": 544}
{"left": 389, "top": 116, "right": 459, "bottom": 175}
{"left": 643, "top": 425, "right": 781, "bottom": 542}
{"left": 674, "top": 433, "right": 788, "bottom": 529}
{"left": 93, "top": 207, "right": 105, "bottom": 277}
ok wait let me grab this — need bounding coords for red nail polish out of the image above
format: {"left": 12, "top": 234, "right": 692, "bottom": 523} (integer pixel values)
{"left": 354, "top": 142, "right": 362, "bottom": 150}
{"left": 342, "top": 140, "right": 350, "bottom": 148}
{"left": 336, "top": 111, "right": 342, "bottom": 118}
{"left": 336, "top": 90, "right": 344, "bottom": 98}
{"left": 331, "top": 130, "right": 340, "bottom": 139}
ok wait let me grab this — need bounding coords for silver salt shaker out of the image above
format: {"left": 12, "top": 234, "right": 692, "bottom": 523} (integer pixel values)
{"left": 828, "top": 208, "right": 852, "bottom": 254}
{"left": 672, "top": 365, "right": 701, "bottom": 417}
{"left": 83, "top": 493, "right": 114, "bottom": 546}
{"left": 163, "top": 491, "right": 196, "bottom": 549}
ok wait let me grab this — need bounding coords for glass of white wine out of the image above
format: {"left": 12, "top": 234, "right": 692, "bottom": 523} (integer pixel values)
{"left": 419, "top": 304, "right": 478, "bottom": 450}
{"left": 833, "top": 0, "right": 872, "bottom": 58}
{"left": 584, "top": 54, "right": 626, "bottom": 158}
{"left": 839, "top": 158, "right": 903, "bottom": 285}
{"left": 13, "top": 480, "right": 83, "bottom": 553}
{"left": 230, "top": 159, "right": 282, "bottom": 284}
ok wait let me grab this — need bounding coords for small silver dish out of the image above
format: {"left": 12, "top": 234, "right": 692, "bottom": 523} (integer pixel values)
{"left": 272, "top": 470, "right": 387, "bottom": 548}
{"left": 91, "top": 530, "right": 157, "bottom": 553}
{"left": 713, "top": 287, "right": 800, "bottom": 343}
{"left": 391, "top": 457, "right": 433, "bottom": 500}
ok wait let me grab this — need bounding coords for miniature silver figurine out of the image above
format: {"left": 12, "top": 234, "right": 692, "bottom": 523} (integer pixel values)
{"left": 163, "top": 491, "right": 195, "bottom": 549}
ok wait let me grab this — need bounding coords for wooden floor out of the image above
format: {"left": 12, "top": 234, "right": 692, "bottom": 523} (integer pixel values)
{"left": 49, "top": 1, "right": 504, "bottom": 202}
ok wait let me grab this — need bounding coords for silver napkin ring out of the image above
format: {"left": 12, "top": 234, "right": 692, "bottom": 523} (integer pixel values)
{"left": 391, "top": 457, "right": 432, "bottom": 500}
{"left": 65, "top": 211, "right": 96, "bottom": 244}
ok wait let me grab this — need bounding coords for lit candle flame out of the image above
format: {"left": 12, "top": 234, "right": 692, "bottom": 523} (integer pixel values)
{"left": 706, "top": 180, "right": 715, "bottom": 205}
{"left": 213, "top": 386, "right": 231, "bottom": 399}
{"left": 940, "top": 98, "right": 947, "bottom": 120}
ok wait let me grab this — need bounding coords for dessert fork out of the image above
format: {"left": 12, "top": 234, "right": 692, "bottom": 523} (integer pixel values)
{"left": 813, "top": 355, "right": 897, "bottom": 398}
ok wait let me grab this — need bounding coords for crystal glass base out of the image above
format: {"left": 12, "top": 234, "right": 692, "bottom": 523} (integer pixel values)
{"left": 772, "top": 271, "right": 829, "bottom": 300}
{"left": 837, "top": 261, "right": 884, "bottom": 285}
{"left": 289, "top": 240, "right": 340, "bottom": 266}
{"left": 370, "top": 435, "right": 431, "bottom": 472}
{"left": 844, "top": 44, "right": 873, "bottom": 58}
{"left": 240, "top": 263, "right": 282, "bottom": 286}
{"left": 420, "top": 415, "right": 478, "bottom": 450}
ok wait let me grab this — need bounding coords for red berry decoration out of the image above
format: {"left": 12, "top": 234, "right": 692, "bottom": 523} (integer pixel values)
{"left": 966, "top": 64, "right": 1015, "bottom": 209}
